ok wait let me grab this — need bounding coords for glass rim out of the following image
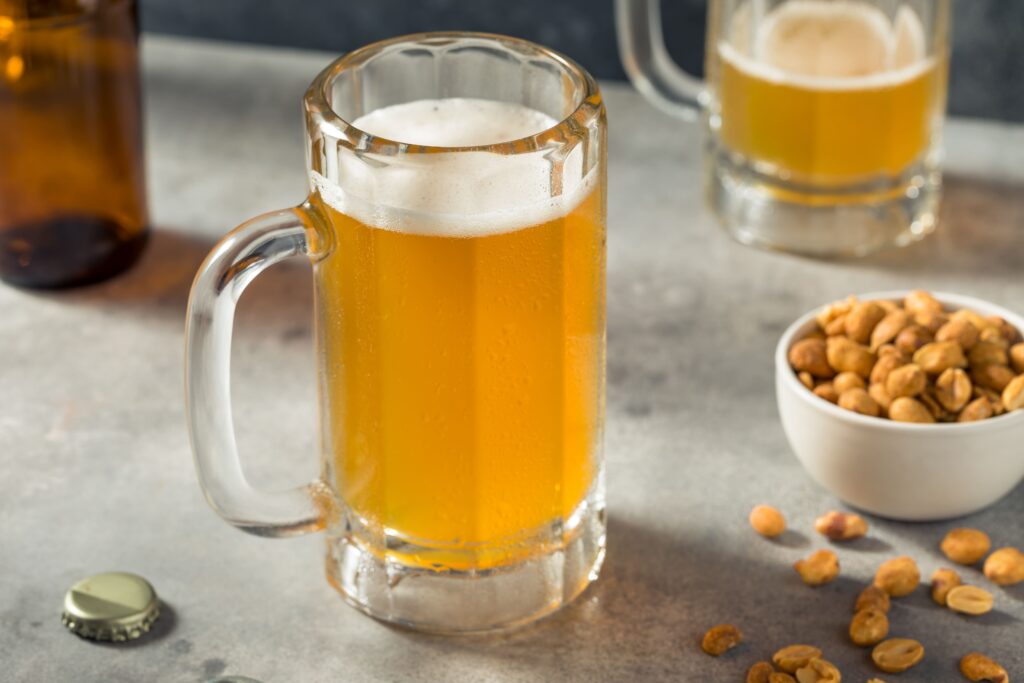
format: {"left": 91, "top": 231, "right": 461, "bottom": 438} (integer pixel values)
{"left": 304, "top": 31, "right": 603, "bottom": 155}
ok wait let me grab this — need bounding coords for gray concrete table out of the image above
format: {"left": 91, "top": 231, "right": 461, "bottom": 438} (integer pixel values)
{"left": 2, "top": 36, "right": 1023, "bottom": 682}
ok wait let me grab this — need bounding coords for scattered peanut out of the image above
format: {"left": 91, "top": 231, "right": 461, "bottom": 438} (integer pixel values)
{"left": 838, "top": 388, "right": 881, "bottom": 417}
{"left": 849, "top": 608, "right": 889, "bottom": 647}
{"left": 773, "top": 645, "right": 823, "bottom": 673}
{"left": 750, "top": 505, "right": 787, "bottom": 538}
{"left": 888, "top": 397, "right": 935, "bottom": 424}
{"left": 885, "top": 363, "right": 926, "bottom": 398}
{"left": 747, "top": 661, "right": 776, "bottom": 683}
{"left": 794, "top": 550, "right": 840, "bottom": 586}
{"left": 833, "top": 371, "right": 865, "bottom": 394}
{"left": 871, "top": 638, "right": 925, "bottom": 673}
{"left": 960, "top": 652, "right": 1009, "bottom": 683}
{"left": 874, "top": 556, "right": 920, "bottom": 597}
{"left": 941, "top": 528, "right": 991, "bottom": 565}
{"left": 855, "top": 585, "right": 891, "bottom": 614}
{"left": 794, "top": 658, "right": 841, "bottom": 683}
{"left": 946, "top": 585, "right": 994, "bottom": 616}
{"left": 983, "top": 547, "right": 1024, "bottom": 586}
{"left": 1003, "top": 374, "right": 1024, "bottom": 411}
{"left": 790, "top": 338, "right": 835, "bottom": 378}
{"left": 701, "top": 623, "right": 742, "bottom": 656}
{"left": 930, "top": 568, "right": 962, "bottom": 606}
{"left": 814, "top": 510, "right": 868, "bottom": 541}
{"left": 935, "top": 368, "right": 973, "bottom": 412}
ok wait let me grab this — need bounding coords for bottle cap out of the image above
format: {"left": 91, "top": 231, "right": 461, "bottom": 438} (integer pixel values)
{"left": 61, "top": 571, "right": 160, "bottom": 642}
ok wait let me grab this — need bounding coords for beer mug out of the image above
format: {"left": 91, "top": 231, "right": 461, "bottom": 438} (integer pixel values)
{"left": 617, "top": 0, "right": 950, "bottom": 256}
{"left": 185, "top": 33, "right": 607, "bottom": 633}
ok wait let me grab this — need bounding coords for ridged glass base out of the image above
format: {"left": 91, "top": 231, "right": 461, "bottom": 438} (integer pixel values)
{"left": 324, "top": 493, "right": 606, "bottom": 634}
{"left": 705, "top": 142, "right": 942, "bottom": 258}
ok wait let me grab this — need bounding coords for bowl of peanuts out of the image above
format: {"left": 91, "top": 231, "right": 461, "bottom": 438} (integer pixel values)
{"left": 776, "top": 290, "right": 1024, "bottom": 520}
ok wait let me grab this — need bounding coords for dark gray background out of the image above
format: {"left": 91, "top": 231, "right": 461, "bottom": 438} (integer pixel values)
{"left": 138, "top": 0, "right": 1024, "bottom": 123}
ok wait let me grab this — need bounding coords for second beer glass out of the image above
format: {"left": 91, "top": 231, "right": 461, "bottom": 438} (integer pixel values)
{"left": 187, "top": 33, "right": 607, "bottom": 632}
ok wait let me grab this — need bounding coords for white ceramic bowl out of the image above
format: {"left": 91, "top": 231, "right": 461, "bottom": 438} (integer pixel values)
{"left": 776, "top": 291, "right": 1024, "bottom": 521}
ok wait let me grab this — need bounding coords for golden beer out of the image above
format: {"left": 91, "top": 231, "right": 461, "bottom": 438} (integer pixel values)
{"left": 714, "top": 1, "right": 946, "bottom": 183}
{"left": 312, "top": 99, "right": 606, "bottom": 570}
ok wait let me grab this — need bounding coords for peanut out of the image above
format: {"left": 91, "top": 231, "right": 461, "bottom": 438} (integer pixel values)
{"left": 846, "top": 301, "right": 887, "bottom": 344}
{"left": 980, "top": 326, "right": 1010, "bottom": 348}
{"left": 798, "top": 371, "right": 815, "bottom": 390}
{"left": 747, "top": 662, "right": 775, "bottom": 683}
{"left": 888, "top": 397, "right": 935, "bottom": 424}
{"left": 972, "top": 363, "right": 1016, "bottom": 392}
{"left": 868, "top": 383, "right": 892, "bottom": 414}
{"left": 871, "top": 310, "right": 909, "bottom": 350}
{"left": 886, "top": 363, "right": 926, "bottom": 398}
{"left": 855, "top": 585, "right": 891, "bottom": 614}
{"left": 849, "top": 608, "right": 888, "bottom": 647}
{"left": 790, "top": 338, "right": 834, "bottom": 378}
{"left": 769, "top": 674, "right": 797, "bottom": 683}
{"left": 914, "top": 309, "right": 948, "bottom": 333}
{"left": 773, "top": 645, "right": 823, "bottom": 673}
{"left": 904, "top": 290, "right": 942, "bottom": 316}
{"left": 870, "top": 354, "right": 904, "bottom": 386}
{"left": 817, "top": 296, "right": 856, "bottom": 329}
{"left": 936, "top": 318, "right": 980, "bottom": 351}
{"left": 946, "top": 585, "right": 994, "bottom": 616}
{"left": 750, "top": 505, "right": 786, "bottom": 538}
{"left": 959, "top": 397, "right": 994, "bottom": 423}
{"left": 874, "top": 556, "right": 920, "bottom": 597}
{"left": 1003, "top": 374, "right": 1024, "bottom": 411}
{"left": 814, "top": 510, "right": 868, "bottom": 541}
{"left": 935, "top": 368, "right": 972, "bottom": 412}
{"left": 895, "top": 325, "right": 933, "bottom": 355}
{"left": 969, "top": 341, "right": 1009, "bottom": 367}
{"left": 813, "top": 382, "right": 839, "bottom": 404}
{"left": 930, "top": 568, "right": 961, "bottom": 606}
{"left": 794, "top": 550, "right": 839, "bottom": 586}
{"left": 983, "top": 547, "right": 1024, "bottom": 586}
{"left": 988, "top": 315, "right": 1021, "bottom": 343}
{"left": 1011, "top": 343, "right": 1024, "bottom": 373}
{"left": 838, "top": 388, "right": 880, "bottom": 417}
{"left": 913, "top": 341, "right": 967, "bottom": 374}
{"left": 825, "top": 315, "right": 848, "bottom": 336}
{"left": 974, "top": 386, "right": 1006, "bottom": 415}
{"left": 872, "top": 639, "right": 924, "bottom": 673}
{"left": 940, "top": 528, "right": 991, "bottom": 565}
{"left": 795, "top": 658, "right": 841, "bottom": 683}
{"left": 701, "top": 623, "right": 742, "bottom": 656}
{"left": 833, "top": 371, "right": 865, "bottom": 394}
{"left": 827, "top": 336, "right": 876, "bottom": 378}
{"left": 960, "top": 652, "right": 1009, "bottom": 683}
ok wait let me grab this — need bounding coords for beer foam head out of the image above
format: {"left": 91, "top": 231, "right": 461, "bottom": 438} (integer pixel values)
{"left": 722, "top": 0, "right": 930, "bottom": 89}
{"left": 311, "top": 98, "right": 594, "bottom": 237}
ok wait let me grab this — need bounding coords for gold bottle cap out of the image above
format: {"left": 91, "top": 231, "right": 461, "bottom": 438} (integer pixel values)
{"left": 61, "top": 572, "right": 160, "bottom": 642}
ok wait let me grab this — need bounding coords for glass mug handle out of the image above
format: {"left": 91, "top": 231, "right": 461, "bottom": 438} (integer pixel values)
{"left": 185, "top": 205, "right": 330, "bottom": 537}
{"left": 615, "top": 0, "right": 705, "bottom": 119}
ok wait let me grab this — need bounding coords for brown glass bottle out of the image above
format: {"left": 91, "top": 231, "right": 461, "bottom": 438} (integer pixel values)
{"left": 0, "top": 0, "right": 147, "bottom": 288}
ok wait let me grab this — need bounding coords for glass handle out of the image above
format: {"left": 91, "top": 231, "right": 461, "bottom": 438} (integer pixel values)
{"left": 185, "top": 206, "right": 329, "bottom": 538}
{"left": 615, "top": 0, "right": 705, "bottom": 119}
